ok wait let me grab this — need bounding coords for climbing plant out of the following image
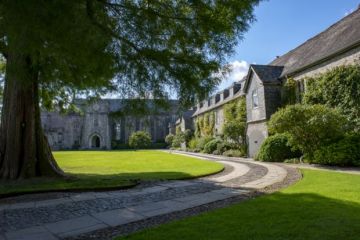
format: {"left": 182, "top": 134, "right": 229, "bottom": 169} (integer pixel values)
{"left": 302, "top": 64, "right": 360, "bottom": 131}
{"left": 222, "top": 97, "right": 247, "bottom": 144}
{"left": 194, "top": 111, "right": 215, "bottom": 137}
{"left": 282, "top": 77, "right": 297, "bottom": 106}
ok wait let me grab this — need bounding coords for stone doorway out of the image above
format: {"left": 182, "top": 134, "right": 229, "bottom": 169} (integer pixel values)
{"left": 91, "top": 135, "right": 101, "bottom": 148}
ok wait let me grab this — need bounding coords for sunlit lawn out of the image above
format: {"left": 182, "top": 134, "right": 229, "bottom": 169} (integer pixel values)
{"left": 0, "top": 150, "right": 223, "bottom": 196}
{"left": 119, "top": 169, "right": 360, "bottom": 240}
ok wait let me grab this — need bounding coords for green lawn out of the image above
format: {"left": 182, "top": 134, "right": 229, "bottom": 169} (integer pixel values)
{"left": 119, "top": 169, "right": 360, "bottom": 240}
{"left": 0, "top": 150, "right": 223, "bottom": 196}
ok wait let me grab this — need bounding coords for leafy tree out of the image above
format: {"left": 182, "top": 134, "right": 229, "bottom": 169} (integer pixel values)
{"left": 303, "top": 65, "right": 360, "bottom": 131}
{"left": 223, "top": 97, "right": 246, "bottom": 144}
{"left": 129, "top": 131, "right": 151, "bottom": 149}
{"left": 0, "top": 0, "right": 261, "bottom": 179}
{"left": 268, "top": 104, "right": 348, "bottom": 160}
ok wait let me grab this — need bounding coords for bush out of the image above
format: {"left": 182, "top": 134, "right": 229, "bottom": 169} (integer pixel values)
{"left": 203, "top": 138, "right": 223, "bottom": 154}
{"left": 268, "top": 104, "right": 348, "bottom": 159}
{"left": 196, "top": 136, "right": 214, "bottom": 151}
{"left": 172, "top": 132, "right": 185, "bottom": 148}
{"left": 165, "top": 133, "right": 174, "bottom": 146}
{"left": 216, "top": 141, "right": 237, "bottom": 154}
{"left": 313, "top": 135, "right": 360, "bottom": 166}
{"left": 256, "top": 133, "right": 301, "bottom": 162}
{"left": 223, "top": 149, "right": 245, "bottom": 157}
{"left": 184, "top": 129, "right": 194, "bottom": 144}
{"left": 128, "top": 131, "right": 152, "bottom": 149}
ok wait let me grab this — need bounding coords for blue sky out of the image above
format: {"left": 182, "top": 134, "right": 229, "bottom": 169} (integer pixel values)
{"left": 219, "top": 0, "right": 360, "bottom": 90}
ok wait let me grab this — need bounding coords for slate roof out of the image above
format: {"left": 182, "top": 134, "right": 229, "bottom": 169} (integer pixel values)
{"left": 251, "top": 65, "right": 284, "bottom": 83}
{"left": 270, "top": 7, "right": 360, "bottom": 77}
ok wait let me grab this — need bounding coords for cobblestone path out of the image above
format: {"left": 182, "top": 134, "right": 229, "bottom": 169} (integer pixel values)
{"left": 0, "top": 152, "right": 289, "bottom": 240}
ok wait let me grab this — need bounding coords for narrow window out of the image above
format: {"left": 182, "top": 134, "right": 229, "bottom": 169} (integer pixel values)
{"left": 115, "top": 123, "right": 121, "bottom": 140}
{"left": 252, "top": 89, "right": 259, "bottom": 108}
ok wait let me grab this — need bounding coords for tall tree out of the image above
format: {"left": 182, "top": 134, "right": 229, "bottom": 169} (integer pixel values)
{"left": 0, "top": 0, "right": 260, "bottom": 179}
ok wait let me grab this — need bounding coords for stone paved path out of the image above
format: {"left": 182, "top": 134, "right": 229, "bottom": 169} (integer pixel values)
{"left": 0, "top": 151, "right": 289, "bottom": 240}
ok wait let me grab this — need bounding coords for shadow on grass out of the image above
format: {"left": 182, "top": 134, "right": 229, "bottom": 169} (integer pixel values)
{"left": 0, "top": 171, "right": 199, "bottom": 198}
{"left": 121, "top": 192, "right": 360, "bottom": 240}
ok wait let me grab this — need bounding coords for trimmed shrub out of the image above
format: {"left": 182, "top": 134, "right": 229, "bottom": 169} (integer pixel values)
{"left": 129, "top": 131, "right": 151, "bottom": 149}
{"left": 268, "top": 104, "right": 348, "bottom": 159}
{"left": 256, "top": 133, "right": 301, "bottom": 162}
{"left": 165, "top": 133, "right": 174, "bottom": 146}
{"left": 313, "top": 135, "right": 360, "bottom": 166}
{"left": 223, "top": 149, "right": 245, "bottom": 157}
{"left": 203, "top": 138, "right": 223, "bottom": 154}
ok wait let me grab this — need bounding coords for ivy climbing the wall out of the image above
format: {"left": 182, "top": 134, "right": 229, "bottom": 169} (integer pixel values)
{"left": 302, "top": 64, "right": 360, "bottom": 131}
{"left": 222, "top": 97, "right": 247, "bottom": 145}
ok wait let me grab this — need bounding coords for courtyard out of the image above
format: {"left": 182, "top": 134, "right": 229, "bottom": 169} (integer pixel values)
{"left": 0, "top": 151, "right": 223, "bottom": 196}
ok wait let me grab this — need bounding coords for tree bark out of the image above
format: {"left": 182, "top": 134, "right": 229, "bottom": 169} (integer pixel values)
{"left": 0, "top": 52, "right": 64, "bottom": 179}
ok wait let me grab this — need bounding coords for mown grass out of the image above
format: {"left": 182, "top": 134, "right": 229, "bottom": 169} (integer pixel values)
{"left": 119, "top": 169, "right": 360, "bottom": 240}
{"left": 0, "top": 150, "right": 223, "bottom": 196}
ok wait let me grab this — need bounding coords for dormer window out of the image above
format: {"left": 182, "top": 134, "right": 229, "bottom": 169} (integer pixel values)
{"left": 252, "top": 89, "right": 259, "bottom": 108}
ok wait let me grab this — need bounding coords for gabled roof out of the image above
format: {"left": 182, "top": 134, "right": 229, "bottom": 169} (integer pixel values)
{"left": 243, "top": 65, "right": 283, "bottom": 93}
{"left": 270, "top": 7, "right": 360, "bottom": 77}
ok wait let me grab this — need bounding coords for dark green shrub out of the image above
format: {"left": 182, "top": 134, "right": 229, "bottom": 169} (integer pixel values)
{"left": 268, "top": 104, "right": 348, "bottom": 159}
{"left": 188, "top": 138, "right": 198, "bottom": 150}
{"left": 128, "top": 131, "right": 151, "bottom": 149}
{"left": 184, "top": 129, "right": 194, "bottom": 144}
{"left": 223, "top": 149, "right": 245, "bottom": 157}
{"left": 216, "top": 141, "right": 236, "bottom": 154}
{"left": 256, "top": 133, "right": 301, "bottom": 162}
{"left": 196, "top": 136, "right": 214, "bottom": 151}
{"left": 203, "top": 138, "right": 222, "bottom": 154}
{"left": 313, "top": 135, "right": 360, "bottom": 166}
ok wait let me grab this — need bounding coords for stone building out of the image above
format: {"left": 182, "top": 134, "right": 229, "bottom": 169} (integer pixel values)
{"left": 41, "top": 99, "right": 178, "bottom": 150}
{"left": 177, "top": 7, "right": 360, "bottom": 157}
{"left": 244, "top": 7, "right": 360, "bottom": 157}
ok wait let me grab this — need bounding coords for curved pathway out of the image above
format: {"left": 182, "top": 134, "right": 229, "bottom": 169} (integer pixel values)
{"left": 0, "top": 151, "right": 290, "bottom": 240}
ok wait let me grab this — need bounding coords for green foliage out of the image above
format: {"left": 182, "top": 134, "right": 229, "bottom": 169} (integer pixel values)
{"left": 303, "top": 65, "right": 360, "bottom": 131}
{"left": 223, "top": 97, "right": 246, "bottom": 144}
{"left": 172, "top": 132, "right": 185, "bottom": 148}
{"left": 0, "top": 0, "right": 261, "bottom": 109}
{"left": 282, "top": 78, "right": 297, "bottom": 105}
{"left": 188, "top": 138, "right": 199, "bottom": 151}
{"left": 128, "top": 131, "right": 152, "bottom": 149}
{"left": 216, "top": 141, "right": 237, "bottom": 155}
{"left": 313, "top": 134, "right": 360, "bottom": 167}
{"left": 196, "top": 136, "right": 215, "bottom": 151}
{"left": 268, "top": 104, "right": 348, "bottom": 160}
{"left": 256, "top": 133, "right": 301, "bottom": 162}
{"left": 223, "top": 149, "right": 245, "bottom": 157}
{"left": 203, "top": 138, "right": 223, "bottom": 154}
{"left": 183, "top": 129, "right": 194, "bottom": 144}
{"left": 165, "top": 133, "right": 175, "bottom": 146}
{"left": 195, "top": 112, "right": 215, "bottom": 137}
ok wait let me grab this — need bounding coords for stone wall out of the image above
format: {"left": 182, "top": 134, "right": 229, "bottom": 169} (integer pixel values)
{"left": 42, "top": 99, "right": 178, "bottom": 150}
{"left": 292, "top": 46, "right": 360, "bottom": 80}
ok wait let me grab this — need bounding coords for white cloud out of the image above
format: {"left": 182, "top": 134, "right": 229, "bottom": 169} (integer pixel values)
{"left": 344, "top": 8, "right": 355, "bottom": 16}
{"left": 217, "top": 60, "right": 249, "bottom": 90}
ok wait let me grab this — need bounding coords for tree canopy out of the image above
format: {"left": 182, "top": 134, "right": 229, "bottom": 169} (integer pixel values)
{"left": 0, "top": 0, "right": 261, "bottom": 109}
{"left": 0, "top": 0, "right": 261, "bottom": 179}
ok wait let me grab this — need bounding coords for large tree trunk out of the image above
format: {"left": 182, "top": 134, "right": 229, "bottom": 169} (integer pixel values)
{"left": 0, "top": 52, "right": 64, "bottom": 179}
